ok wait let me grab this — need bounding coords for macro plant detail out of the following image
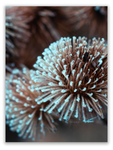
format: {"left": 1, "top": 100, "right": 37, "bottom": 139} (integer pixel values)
{"left": 33, "top": 36, "right": 108, "bottom": 123}
{"left": 5, "top": 67, "right": 57, "bottom": 141}
{"left": 6, "top": 7, "right": 32, "bottom": 68}
{"left": 64, "top": 6, "right": 107, "bottom": 39}
{"left": 6, "top": 7, "right": 32, "bottom": 52}
{"left": 5, "top": 6, "right": 108, "bottom": 142}
{"left": 6, "top": 6, "right": 73, "bottom": 69}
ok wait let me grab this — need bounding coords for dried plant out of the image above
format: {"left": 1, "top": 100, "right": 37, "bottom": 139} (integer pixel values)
{"left": 5, "top": 6, "right": 108, "bottom": 142}
{"left": 5, "top": 67, "right": 57, "bottom": 141}
{"left": 63, "top": 6, "right": 107, "bottom": 39}
{"left": 6, "top": 6, "right": 73, "bottom": 69}
{"left": 25, "top": 6, "right": 72, "bottom": 47}
{"left": 6, "top": 7, "right": 32, "bottom": 67}
{"left": 32, "top": 36, "right": 108, "bottom": 123}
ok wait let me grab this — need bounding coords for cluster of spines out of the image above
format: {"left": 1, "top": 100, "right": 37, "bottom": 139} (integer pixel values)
{"left": 32, "top": 36, "right": 107, "bottom": 123}
{"left": 5, "top": 67, "right": 56, "bottom": 141}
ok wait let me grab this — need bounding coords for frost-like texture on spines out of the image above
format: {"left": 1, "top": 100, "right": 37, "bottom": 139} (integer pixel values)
{"left": 5, "top": 67, "right": 57, "bottom": 141}
{"left": 33, "top": 36, "right": 108, "bottom": 123}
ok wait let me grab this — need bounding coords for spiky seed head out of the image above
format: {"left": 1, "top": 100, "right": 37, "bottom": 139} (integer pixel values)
{"left": 5, "top": 67, "right": 57, "bottom": 141}
{"left": 33, "top": 36, "right": 108, "bottom": 123}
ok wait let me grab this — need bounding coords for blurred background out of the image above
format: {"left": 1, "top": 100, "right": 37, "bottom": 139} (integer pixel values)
{"left": 6, "top": 120, "right": 107, "bottom": 142}
{"left": 5, "top": 6, "right": 107, "bottom": 142}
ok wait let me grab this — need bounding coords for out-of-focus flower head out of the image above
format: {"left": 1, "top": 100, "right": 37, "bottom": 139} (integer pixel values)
{"left": 6, "top": 7, "right": 32, "bottom": 68}
{"left": 63, "top": 6, "right": 107, "bottom": 39}
{"left": 6, "top": 6, "right": 73, "bottom": 69}
{"left": 32, "top": 36, "right": 108, "bottom": 123}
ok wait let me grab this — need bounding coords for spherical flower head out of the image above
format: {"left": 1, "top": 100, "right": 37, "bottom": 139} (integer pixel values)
{"left": 33, "top": 36, "right": 107, "bottom": 123}
{"left": 5, "top": 67, "right": 57, "bottom": 141}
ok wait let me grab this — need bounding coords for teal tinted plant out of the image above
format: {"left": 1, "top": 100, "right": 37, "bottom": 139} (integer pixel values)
{"left": 5, "top": 67, "right": 57, "bottom": 141}
{"left": 32, "top": 36, "right": 107, "bottom": 123}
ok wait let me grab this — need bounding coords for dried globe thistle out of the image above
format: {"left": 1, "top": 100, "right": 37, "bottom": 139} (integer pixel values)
{"left": 63, "top": 6, "right": 107, "bottom": 39}
{"left": 5, "top": 66, "right": 57, "bottom": 141}
{"left": 8, "top": 6, "right": 73, "bottom": 69}
{"left": 32, "top": 36, "right": 108, "bottom": 123}
{"left": 6, "top": 7, "right": 32, "bottom": 67}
